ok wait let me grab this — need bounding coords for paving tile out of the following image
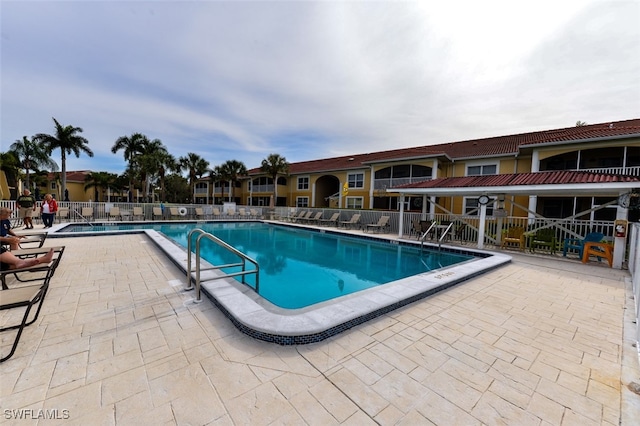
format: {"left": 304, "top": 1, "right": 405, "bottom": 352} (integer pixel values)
{"left": 1, "top": 234, "right": 637, "bottom": 425}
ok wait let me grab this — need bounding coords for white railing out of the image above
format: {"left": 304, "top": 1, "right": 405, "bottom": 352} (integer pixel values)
{"left": 628, "top": 223, "right": 640, "bottom": 366}
{"left": 373, "top": 177, "right": 431, "bottom": 190}
{"left": 577, "top": 166, "right": 640, "bottom": 176}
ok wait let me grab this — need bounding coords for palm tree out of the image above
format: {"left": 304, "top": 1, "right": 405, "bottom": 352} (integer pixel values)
{"left": 219, "top": 159, "right": 248, "bottom": 203}
{"left": 34, "top": 117, "right": 94, "bottom": 198}
{"left": 139, "top": 140, "right": 177, "bottom": 202}
{"left": 137, "top": 138, "right": 166, "bottom": 201}
{"left": 84, "top": 171, "right": 120, "bottom": 202}
{"left": 112, "top": 133, "right": 147, "bottom": 199}
{"left": 179, "top": 153, "right": 209, "bottom": 203}
{"left": 10, "top": 136, "right": 58, "bottom": 190}
{"left": 260, "top": 153, "right": 289, "bottom": 206}
{"left": 208, "top": 166, "right": 222, "bottom": 204}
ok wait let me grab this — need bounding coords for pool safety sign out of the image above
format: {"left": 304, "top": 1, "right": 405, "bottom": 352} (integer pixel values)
{"left": 342, "top": 182, "right": 349, "bottom": 196}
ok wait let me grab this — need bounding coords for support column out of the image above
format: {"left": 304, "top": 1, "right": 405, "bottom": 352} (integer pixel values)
{"left": 477, "top": 204, "right": 487, "bottom": 249}
{"left": 397, "top": 194, "right": 405, "bottom": 238}
{"left": 613, "top": 196, "right": 629, "bottom": 269}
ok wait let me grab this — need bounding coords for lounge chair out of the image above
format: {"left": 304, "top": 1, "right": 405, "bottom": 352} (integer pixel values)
{"left": 563, "top": 232, "right": 604, "bottom": 258}
{"left": 108, "top": 207, "right": 122, "bottom": 221}
{"left": 290, "top": 210, "right": 307, "bottom": 222}
{"left": 1, "top": 283, "right": 49, "bottom": 362}
{"left": 17, "top": 232, "right": 47, "bottom": 250}
{"left": 250, "top": 209, "right": 261, "bottom": 219}
{"left": 132, "top": 207, "right": 144, "bottom": 221}
{"left": 365, "top": 216, "right": 390, "bottom": 233}
{"left": 1, "top": 246, "right": 65, "bottom": 290}
{"left": 500, "top": 226, "right": 525, "bottom": 250}
{"left": 296, "top": 211, "right": 313, "bottom": 223}
{"left": 238, "top": 208, "right": 251, "bottom": 219}
{"left": 318, "top": 212, "right": 340, "bottom": 226}
{"left": 169, "top": 207, "right": 180, "bottom": 219}
{"left": 340, "top": 213, "right": 361, "bottom": 229}
{"left": 57, "top": 208, "right": 69, "bottom": 223}
{"left": 152, "top": 207, "right": 163, "bottom": 220}
{"left": 528, "top": 228, "right": 557, "bottom": 254}
{"left": 305, "top": 212, "right": 323, "bottom": 224}
{"left": 0, "top": 246, "right": 64, "bottom": 362}
{"left": 226, "top": 209, "right": 237, "bottom": 219}
{"left": 212, "top": 208, "right": 221, "bottom": 218}
{"left": 195, "top": 207, "right": 207, "bottom": 220}
{"left": 80, "top": 207, "right": 93, "bottom": 222}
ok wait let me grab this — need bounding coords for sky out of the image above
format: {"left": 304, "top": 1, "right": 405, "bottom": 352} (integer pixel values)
{"left": 1, "top": 0, "right": 639, "bottom": 175}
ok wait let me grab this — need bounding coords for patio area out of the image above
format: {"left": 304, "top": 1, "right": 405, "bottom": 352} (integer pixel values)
{"left": 1, "top": 231, "right": 639, "bottom": 425}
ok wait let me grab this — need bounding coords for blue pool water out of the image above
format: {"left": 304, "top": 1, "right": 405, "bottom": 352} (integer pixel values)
{"left": 60, "top": 222, "right": 474, "bottom": 309}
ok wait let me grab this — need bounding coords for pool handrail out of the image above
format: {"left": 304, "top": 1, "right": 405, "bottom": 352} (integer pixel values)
{"left": 186, "top": 228, "right": 260, "bottom": 302}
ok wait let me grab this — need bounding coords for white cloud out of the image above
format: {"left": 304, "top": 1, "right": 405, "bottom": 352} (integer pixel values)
{"left": 1, "top": 0, "right": 639, "bottom": 173}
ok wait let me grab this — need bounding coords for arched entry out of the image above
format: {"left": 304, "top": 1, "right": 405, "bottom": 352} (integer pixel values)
{"left": 315, "top": 175, "right": 340, "bottom": 207}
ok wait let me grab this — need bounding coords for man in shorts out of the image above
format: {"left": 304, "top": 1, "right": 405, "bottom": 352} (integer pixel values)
{"left": 16, "top": 189, "right": 36, "bottom": 229}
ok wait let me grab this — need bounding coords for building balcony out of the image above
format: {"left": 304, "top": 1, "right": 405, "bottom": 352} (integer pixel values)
{"left": 373, "top": 177, "right": 431, "bottom": 190}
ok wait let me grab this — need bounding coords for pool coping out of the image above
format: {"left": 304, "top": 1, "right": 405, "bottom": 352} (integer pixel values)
{"left": 50, "top": 221, "right": 512, "bottom": 345}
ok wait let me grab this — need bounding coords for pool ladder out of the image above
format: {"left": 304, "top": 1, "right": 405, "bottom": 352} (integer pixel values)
{"left": 185, "top": 229, "right": 260, "bottom": 303}
{"left": 420, "top": 222, "right": 454, "bottom": 252}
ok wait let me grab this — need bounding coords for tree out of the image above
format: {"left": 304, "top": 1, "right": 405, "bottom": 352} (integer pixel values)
{"left": 138, "top": 138, "right": 166, "bottom": 201}
{"left": 111, "top": 132, "right": 146, "bottom": 197}
{"left": 179, "top": 153, "right": 209, "bottom": 203}
{"left": 35, "top": 117, "right": 94, "bottom": 199}
{"left": 576, "top": 121, "right": 588, "bottom": 127}
{"left": 138, "top": 140, "right": 177, "bottom": 202}
{"left": 208, "top": 166, "right": 222, "bottom": 204}
{"left": 260, "top": 153, "right": 289, "bottom": 206}
{"left": 10, "top": 136, "right": 58, "bottom": 190}
{"left": 219, "top": 160, "right": 248, "bottom": 203}
{"left": 84, "top": 171, "right": 120, "bottom": 202}
{"left": 163, "top": 173, "right": 190, "bottom": 203}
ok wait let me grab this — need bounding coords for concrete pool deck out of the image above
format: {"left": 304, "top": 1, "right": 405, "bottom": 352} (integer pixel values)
{"left": 1, "top": 230, "right": 640, "bottom": 424}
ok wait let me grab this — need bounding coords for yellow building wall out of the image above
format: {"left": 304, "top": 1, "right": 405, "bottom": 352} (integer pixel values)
{"left": 0, "top": 171, "right": 10, "bottom": 200}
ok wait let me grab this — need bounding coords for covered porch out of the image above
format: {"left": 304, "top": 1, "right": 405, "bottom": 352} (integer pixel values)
{"left": 391, "top": 171, "right": 640, "bottom": 269}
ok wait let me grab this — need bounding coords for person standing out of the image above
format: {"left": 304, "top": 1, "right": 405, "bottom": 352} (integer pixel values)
{"left": 16, "top": 189, "right": 36, "bottom": 229}
{"left": 40, "top": 193, "right": 58, "bottom": 228}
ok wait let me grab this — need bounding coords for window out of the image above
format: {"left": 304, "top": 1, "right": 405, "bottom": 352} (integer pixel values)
{"left": 464, "top": 197, "right": 494, "bottom": 216}
{"left": 50, "top": 182, "right": 57, "bottom": 190}
{"left": 346, "top": 197, "right": 363, "bottom": 209}
{"left": 348, "top": 173, "right": 364, "bottom": 188}
{"left": 467, "top": 164, "right": 497, "bottom": 176}
{"left": 298, "top": 176, "right": 309, "bottom": 190}
{"left": 296, "top": 197, "right": 309, "bottom": 207}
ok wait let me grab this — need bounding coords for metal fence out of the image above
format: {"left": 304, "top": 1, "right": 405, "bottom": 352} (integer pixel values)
{"left": 628, "top": 223, "right": 640, "bottom": 365}
{"left": 1, "top": 200, "right": 618, "bottom": 242}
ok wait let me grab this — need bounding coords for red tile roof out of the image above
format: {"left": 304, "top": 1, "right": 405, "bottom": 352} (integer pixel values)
{"left": 248, "top": 118, "right": 640, "bottom": 175}
{"left": 396, "top": 170, "right": 640, "bottom": 190}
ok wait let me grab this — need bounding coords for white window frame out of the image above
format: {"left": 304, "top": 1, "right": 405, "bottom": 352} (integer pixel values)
{"left": 296, "top": 197, "right": 309, "bottom": 208}
{"left": 466, "top": 162, "right": 498, "bottom": 176}
{"left": 464, "top": 196, "right": 495, "bottom": 216}
{"left": 297, "top": 176, "right": 310, "bottom": 190}
{"left": 346, "top": 196, "right": 364, "bottom": 209}
{"left": 347, "top": 172, "right": 365, "bottom": 189}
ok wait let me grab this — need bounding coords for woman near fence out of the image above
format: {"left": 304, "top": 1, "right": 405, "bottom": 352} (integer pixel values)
{"left": 40, "top": 194, "right": 58, "bottom": 228}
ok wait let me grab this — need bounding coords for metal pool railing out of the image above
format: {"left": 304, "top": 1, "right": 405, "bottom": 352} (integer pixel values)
{"left": 185, "top": 228, "right": 260, "bottom": 302}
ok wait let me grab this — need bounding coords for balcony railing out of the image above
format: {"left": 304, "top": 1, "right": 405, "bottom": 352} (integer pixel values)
{"left": 373, "top": 177, "right": 431, "bottom": 190}
{"left": 579, "top": 166, "right": 640, "bottom": 176}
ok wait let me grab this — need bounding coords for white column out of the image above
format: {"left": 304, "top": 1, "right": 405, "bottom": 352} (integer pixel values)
{"left": 477, "top": 204, "right": 487, "bottom": 249}
{"left": 397, "top": 194, "right": 405, "bottom": 238}
{"left": 614, "top": 195, "right": 629, "bottom": 269}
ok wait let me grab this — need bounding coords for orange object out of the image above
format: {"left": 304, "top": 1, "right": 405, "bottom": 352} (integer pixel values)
{"left": 581, "top": 242, "right": 613, "bottom": 267}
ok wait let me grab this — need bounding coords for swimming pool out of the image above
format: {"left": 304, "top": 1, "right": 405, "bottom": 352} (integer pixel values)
{"left": 59, "top": 222, "right": 474, "bottom": 308}
{"left": 54, "top": 220, "right": 511, "bottom": 344}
